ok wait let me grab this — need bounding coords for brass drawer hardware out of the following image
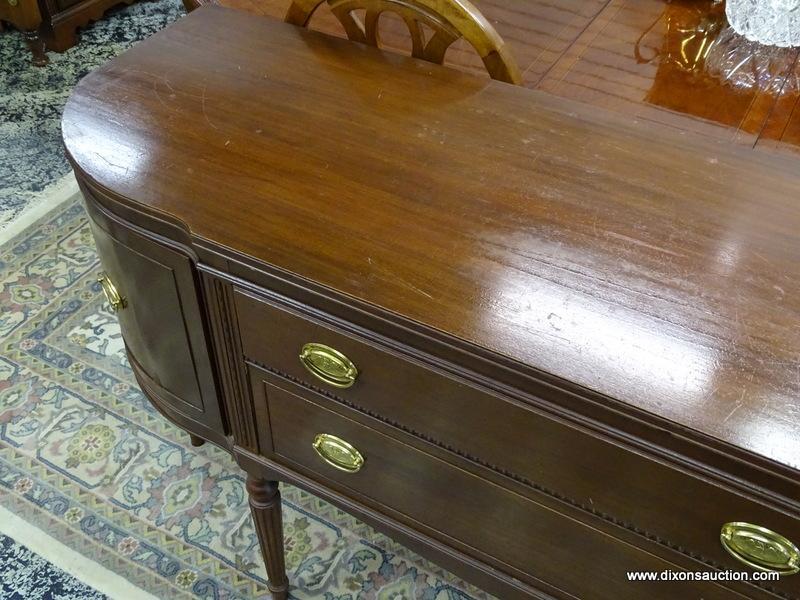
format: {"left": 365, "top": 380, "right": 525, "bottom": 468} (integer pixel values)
{"left": 299, "top": 343, "right": 358, "bottom": 388}
{"left": 98, "top": 273, "right": 126, "bottom": 312}
{"left": 312, "top": 433, "right": 364, "bottom": 473}
{"left": 8, "top": 0, "right": 19, "bottom": 6}
{"left": 720, "top": 522, "right": 800, "bottom": 575}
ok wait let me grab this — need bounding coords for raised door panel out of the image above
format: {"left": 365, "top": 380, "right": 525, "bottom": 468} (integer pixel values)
{"left": 83, "top": 193, "right": 225, "bottom": 441}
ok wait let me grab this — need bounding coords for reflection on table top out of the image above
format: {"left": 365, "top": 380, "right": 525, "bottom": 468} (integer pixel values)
{"left": 209, "top": 0, "right": 800, "bottom": 152}
{"left": 64, "top": 6, "right": 800, "bottom": 471}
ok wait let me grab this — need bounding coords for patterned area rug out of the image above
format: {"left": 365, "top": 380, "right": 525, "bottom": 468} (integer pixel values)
{"left": 0, "top": 0, "right": 184, "bottom": 234}
{"left": 0, "top": 104, "right": 491, "bottom": 600}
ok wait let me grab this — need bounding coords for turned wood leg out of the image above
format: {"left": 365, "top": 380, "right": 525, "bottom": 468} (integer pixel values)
{"left": 44, "top": 23, "right": 77, "bottom": 53}
{"left": 246, "top": 476, "right": 289, "bottom": 600}
{"left": 188, "top": 434, "right": 205, "bottom": 447}
{"left": 22, "top": 29, "right": 48, "bottom": 66}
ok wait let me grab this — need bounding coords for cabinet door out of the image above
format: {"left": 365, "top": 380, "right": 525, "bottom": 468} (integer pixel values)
{"left": 84, "top": 197, "right": 226, "bottom": 443}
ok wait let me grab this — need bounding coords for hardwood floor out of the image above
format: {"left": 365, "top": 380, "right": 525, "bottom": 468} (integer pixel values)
{"left": 197, "top": 0, "right": 800, "bottom": 152}
{"left": 536, "top": 0, "right": 800, "bottom": 150}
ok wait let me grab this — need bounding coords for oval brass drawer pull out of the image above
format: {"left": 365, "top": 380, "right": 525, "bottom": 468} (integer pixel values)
{"left": 98, "top": 273, "right": 127, "bottom": 313}
{"left": 720, "top": 522, "right": 800, "bottom": 575}
{"left": 312, "top": 433, "right": 364, "bottom": 473}
{"left": 299, "top": 343, "right": 358, "bottom": 388}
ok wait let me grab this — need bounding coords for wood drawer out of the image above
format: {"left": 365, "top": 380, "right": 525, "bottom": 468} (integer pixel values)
{"left": 251, "top": 368, "right": 752, "bottom": 600}
{"left": 235, "top": 288, "right": 800, "bottom": 598}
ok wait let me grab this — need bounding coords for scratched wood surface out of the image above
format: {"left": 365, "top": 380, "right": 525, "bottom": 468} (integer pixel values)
{"left": 283, "top": 0, "right": 523, "bottom": 83}
{"left": 64, "top": 7, "right": 800, "bottom": 474}
{"left": 201, "top": 0, "right": 611, "bottom": 86}
{"left": 194, "top": 0, "right": 800, "bottom": 151}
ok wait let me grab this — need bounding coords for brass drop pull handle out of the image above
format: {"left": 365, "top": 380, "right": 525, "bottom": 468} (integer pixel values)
{"left": 299, "top": 343, "right": 358, "bottom": 388}
{"left": 312, "top": 433, "right": 364, "bottom": 473}
{"left": 720, "top": 522, "right": 800, "bottom": 575}
{"left": 98, "top": 273, "right": 126, "bottom": 313}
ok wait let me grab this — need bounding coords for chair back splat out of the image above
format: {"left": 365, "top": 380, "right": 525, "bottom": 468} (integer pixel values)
{"left": 286, "top": 0, "right": 521, "bottom": 84}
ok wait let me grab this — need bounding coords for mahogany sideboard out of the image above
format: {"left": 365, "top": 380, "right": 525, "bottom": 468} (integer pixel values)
{"left": 62, "top": 6, "right": 800, "bottom": 599}
{"left": 1, "top": 0, "right": 138, "bottom": 64}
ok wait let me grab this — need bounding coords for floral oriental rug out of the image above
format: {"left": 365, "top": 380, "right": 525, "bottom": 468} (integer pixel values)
{"left": 0, "top": 192, "right": 494, "bottom": 600}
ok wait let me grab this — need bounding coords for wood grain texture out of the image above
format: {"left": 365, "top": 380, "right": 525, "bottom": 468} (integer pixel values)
{"left": 81, "top": 183, "right": 227, "bottom": 444}
{"left": 186, "top": 0, "right": 609, "bottom": 84}
{"left": 186, "top": 0, "right": 800, "bottom": 151}
{"left": 255, "top": 369, "right": 755, "bottom": 600}
{"left": 62, "top": 6, "right": 800, "bottom": 475}
{"left": 232, "top": 286, "right": 800, "bottom": 589}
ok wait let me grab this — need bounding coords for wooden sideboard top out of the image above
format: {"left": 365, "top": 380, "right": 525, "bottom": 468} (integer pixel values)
{"left": 63, "top": 6, "right": 800, "bottom": 473}
{"left": 196, "top": 0, "right": 800, "bottom": 152}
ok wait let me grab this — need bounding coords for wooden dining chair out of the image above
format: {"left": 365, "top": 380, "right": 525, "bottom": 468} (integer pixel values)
{"left": 285, "top": 0, "right": 522, "bottom": 84}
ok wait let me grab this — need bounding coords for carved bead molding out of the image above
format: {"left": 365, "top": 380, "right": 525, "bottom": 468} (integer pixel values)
{"left": 249, "top": 359, "right": 792, "bottom": 600}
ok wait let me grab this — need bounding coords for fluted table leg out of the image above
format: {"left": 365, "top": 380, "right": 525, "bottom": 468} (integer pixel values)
{"left": 246, "top": 475, "right": 289, "bottom": 600}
